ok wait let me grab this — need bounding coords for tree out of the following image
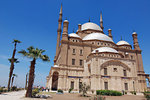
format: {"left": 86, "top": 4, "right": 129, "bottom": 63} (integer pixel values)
{"left": 79, "top": 83, "right": 90, "bottom": 97}
{"left": 11, "top": 74, "right": 18, "bottom": 89}
{"left": 18, "top": 46, "right": 50, "bottom": 97}
{"left": 8, "top": 39, "right": 21, "bottom": 91}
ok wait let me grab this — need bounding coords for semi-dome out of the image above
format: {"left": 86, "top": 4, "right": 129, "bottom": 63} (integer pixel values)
{"left": 81, "top": 22, "right": 102, "bottom": 31}
{"left": 116, "top": 40, "right": 130, "bottom": 45}
{"left": 83, "top": 33, "right": 113, "bottom": 42}
{"left": 92, "top": 47, "right": 118, "bottom": 53}
{"left": 69, "top": 33, "right": 81, "bottom": 38}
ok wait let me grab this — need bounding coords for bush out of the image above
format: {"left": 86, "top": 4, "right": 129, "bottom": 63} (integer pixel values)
{"left": 11, "top": 86, "right": 17, "bottom": 91}
{"left": 0, "top": 87, "right": 3, "bottom": 93}
{"left": 130, "top": 91, "right": 136, "bottom": 95}
{"left": 96, "top": 90, "right": 122, "bottom": 96}
{"left": 143, "top": 91, "right": 150, "bottom": 100}
{"left": 58, "top": 89, "right": 63, "bottom": 93}
{"left": 32, "top": 88, "right": 40, "bottom": 97}
{"left": 69, "top": 88, "right": 73, "bottom": 93}
{"left": 125, "top": 91, "right": 127, "bottom": 94}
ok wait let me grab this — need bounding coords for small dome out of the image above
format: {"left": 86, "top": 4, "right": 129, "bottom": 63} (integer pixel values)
{"left": 53, "top": 65, "right": 59, "bottom": 67}
{"left": 132, "top": 32, "right": 137, "bottom": 35}
{"left": 69, "top": 33, "right": 81, "bottom": 38}
{"left": 117, "top": 40, "right": 130, "bottom": 45}
{"left": 81, "top": 22, "right": 102, "bottom": 31}
{"left": 83, "top": 33, "right": 113, "bottom": 42}
{"left": 92, "top": 47, "right": 118, "bottom": 53}
{"left": 64, "top": 20, "right": 68, "bottom": 22}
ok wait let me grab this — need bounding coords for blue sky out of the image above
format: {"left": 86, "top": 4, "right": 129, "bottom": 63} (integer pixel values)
{"left": 0, "top": 0, "right": 150, "bottom": 87}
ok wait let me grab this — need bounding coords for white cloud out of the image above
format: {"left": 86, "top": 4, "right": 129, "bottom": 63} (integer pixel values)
{"left": 0, "top": 55, "right": 9, "bottom": 60}
{"left": 0, "top": 63, "right": 9, "bottom": 68}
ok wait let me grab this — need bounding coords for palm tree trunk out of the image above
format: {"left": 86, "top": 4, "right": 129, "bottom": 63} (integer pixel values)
{"left": 8, "top": 43, "right": 16, "bottom": 91}
{"left": 25, "top": 58, "right": 36, "bottom": 97}
{"left": 11, "top": 76, "right": 14, "bottom": 90}
{"left": 25, "top": 73, "right": 28, "bottom": 90}
{"left": 7, "top": 64, "right": 14, "bottom": 91}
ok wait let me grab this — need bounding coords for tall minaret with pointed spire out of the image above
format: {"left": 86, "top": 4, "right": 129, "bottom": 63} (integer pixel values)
{"left": 100, "top": 12, "right": 104, "bottom": 31}
{"left": 55, "top": 4, "right": 63, "bottom": 62}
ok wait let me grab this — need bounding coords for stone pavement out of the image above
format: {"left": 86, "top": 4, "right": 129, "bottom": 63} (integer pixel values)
{"left": 0, "top": 90, "right": 26, "bottom": 100}
{"left": 0, "top": 90, "right": 147, "bottom": 100}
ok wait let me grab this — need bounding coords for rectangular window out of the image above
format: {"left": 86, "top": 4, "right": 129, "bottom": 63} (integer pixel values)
{"left": 73, "top": 49, "right": 75, "bottom": 54}
{"left": 88, "top": 64, "right": 91, "bottom": 73}
{"left": 72, "top": 59, "right": 75, "bottom": 65}
{"left": 124, "top": 83, "right": 128, "bottom": 90}
{"left": 71, "top": 81, "right": 74, "bottom": 89}
{"left": 80, "top": 49, "right": 83, "bottom": 55}
{"left": 123, "top": 70, "right": 127, "bottom": 76}
{"left": 80, "top": 59, "right": 83, "bottom": 66}
{"left": 79, "top": 82, "right": 82, "bottom": 89}
{"left": 104, "top": 82, "right": 108, "bottom": 90}
{"left": 104, "top": 68, "right": 107, "bottom": 75}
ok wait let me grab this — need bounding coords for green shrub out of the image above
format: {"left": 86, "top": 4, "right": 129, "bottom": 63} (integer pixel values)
{"left": 0, "top": 88, "right": 3, "bottom": 93}
{"left": 69, "top": 88, "right": 73, "bottom": 93}
{"left": 58, "top": 89, "right": 63, "bottom": 93}
{"left": 11, "top": 86, "right": 17, "bottom": 91}
{"left": 130, "top": 91, "right": 136, "bottom": 95}
{"left": 32, "top": 88, "right": 39, "bottom": 97}
{"left": 124, "top": 91, "right": 127, "bottom": 94}
{"left": 96, "top": 90, "right": 122, "bottom": 96}
{"left": 143, "top": 91, "right": 150, "bottom": 100}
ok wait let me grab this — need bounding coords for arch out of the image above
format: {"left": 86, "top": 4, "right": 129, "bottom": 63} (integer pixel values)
{"left": 51, "top": 71, "right": 59, "bottom": 90}
{"left": 100, "top": 60, "right": 130, "bottom": 71}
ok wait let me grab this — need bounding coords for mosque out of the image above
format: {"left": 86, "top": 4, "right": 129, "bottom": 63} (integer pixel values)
{"left": 46, "top": 5, "right": 150, "bottom": 93}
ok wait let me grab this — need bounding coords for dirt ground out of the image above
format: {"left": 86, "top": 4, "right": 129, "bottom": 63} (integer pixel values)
{"left": 48, "top": 93, "right": 146, "bottom": 100}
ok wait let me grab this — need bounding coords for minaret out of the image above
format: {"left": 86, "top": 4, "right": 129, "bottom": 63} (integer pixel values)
{"left": 132, "top": 31, "right": 144, "bottom": 73}
{"left": 62, "top": 19, "right": 69, "bottom": 40}
{"left": 108, "top": 29, "right": 113, "bottom": 39}
{"left": 100, "top": 12, "right": 104, "bottom": 31}
{"left": 132, "top": 32, "right": 140, "bottom": 50}
{"left": 54, "top": 4, "right": 63, "bottom": 61}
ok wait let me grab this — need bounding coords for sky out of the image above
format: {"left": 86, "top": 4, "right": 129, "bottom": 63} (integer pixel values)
{"left": 0, "top": 0, "right": 150, "bottom": 87}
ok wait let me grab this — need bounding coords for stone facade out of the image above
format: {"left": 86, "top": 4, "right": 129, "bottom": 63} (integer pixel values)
{"left": 46, "top": 5, "right": 150, "bottom": 93}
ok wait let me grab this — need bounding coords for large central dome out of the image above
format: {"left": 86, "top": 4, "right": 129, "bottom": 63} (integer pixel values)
{"left": 83, "top": 33, "right": 114, "bottom": 42}
{"left": 81, "top": 22, "right": 102, "bottom": 31}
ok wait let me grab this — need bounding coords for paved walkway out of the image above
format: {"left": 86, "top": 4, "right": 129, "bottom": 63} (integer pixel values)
{"left": 0, "top": 90, "right": 147, "bottom": 100}
{"left": 0, "top": 90, "right": 26, "bottom": 100}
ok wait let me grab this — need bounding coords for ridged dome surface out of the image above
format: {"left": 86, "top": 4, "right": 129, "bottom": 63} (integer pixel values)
{"left": 81, "top": 22, "right": 102, "bottom": 31}
{"left": 69, "top": 33, "right": 81, "bottom": 38}
{"left": 92, "top": 47, "right": 118, "bottom": 53}
{"left": 116, "top": 40, "right": 130, "bottom": 45}
{"left": 83, "top": 33, "right": 113, "bottom": 42}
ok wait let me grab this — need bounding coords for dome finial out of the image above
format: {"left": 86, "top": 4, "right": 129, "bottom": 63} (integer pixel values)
{"left": 73, "top": 28, "right": 74, "bottom": 33}
{"left": 121, "top": 36, "right": 122, "bottom": 40}
{"left": 89, "top": 17, "right": 90, "bottom": 22}
{"left": 133, "top": 29, "right": 136, "bottom": 32}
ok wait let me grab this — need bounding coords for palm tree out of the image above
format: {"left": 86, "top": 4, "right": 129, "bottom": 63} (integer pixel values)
{"left": 18, "top": 46, "right": 50, "bottom": 97}
{"left": 8, "top": 39, "right": 21, "bottom": 91}
{"left": 11, "top": 74, "right": 18, "bottom": 89}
